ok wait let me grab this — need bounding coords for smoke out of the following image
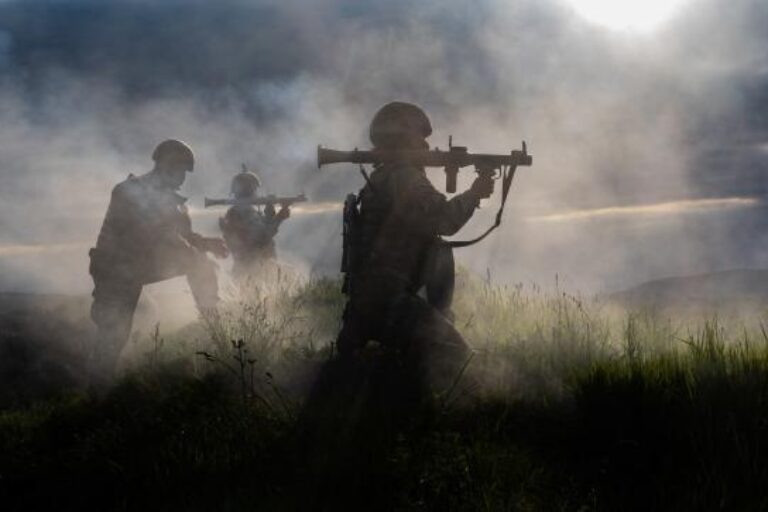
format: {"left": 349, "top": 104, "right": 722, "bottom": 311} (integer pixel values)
{"left": 0, "top": 0, "right": 766, "bottom": 295}
{"left": 531, "top": 197, "right": 760, "bottom": 223}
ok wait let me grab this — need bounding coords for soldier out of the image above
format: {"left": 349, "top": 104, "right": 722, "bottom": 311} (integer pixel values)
{"left": 298, "top": 103, "right": 496, "bottom": 507}
{"left": 88, "top": 139, "right": 228, "bottom": 381}
{"left": 336, "top": 101, "right": 495, "bottom": 392}
{"left": 218, "top": 169, "right": 290, "bottom": 279}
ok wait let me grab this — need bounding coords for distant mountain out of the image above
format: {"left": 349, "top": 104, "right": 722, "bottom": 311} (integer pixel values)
{"left": 610, "top": 268, "right": 768, "bottom": 311}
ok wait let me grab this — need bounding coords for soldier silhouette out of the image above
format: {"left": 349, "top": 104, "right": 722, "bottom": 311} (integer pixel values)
{"left": 218, "top": 168, "right": 290, "bottom": 281}
{"left": 336, "top": 101, "right": 495, "bottom": 392}
{"left": 88, "top": 139, "right": 228, "bottom": 381}
{"left": 299, "top": 102, "right": 496, "bottom": 509}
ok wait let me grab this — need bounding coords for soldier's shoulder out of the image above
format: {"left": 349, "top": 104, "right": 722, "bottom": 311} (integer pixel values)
{"left": 111, "top": 173, "right": 142, "bottom": 196}
{"left": 371, "top": 163, "right": 422, "bottom": 185}
{"left": 394, "top": 164, "right": 431, "bottom": 189}
{"left": 381, "top": 162, "right": 422, "bottom": 174}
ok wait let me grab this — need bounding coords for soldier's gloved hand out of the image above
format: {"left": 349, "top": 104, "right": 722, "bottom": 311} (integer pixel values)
{"left": 277, "top": 206, "right": 290, "bottom": 221}
{"left": 205, "top": 238, "right": 230, "bottom": 259}
{"left": 470, "top": 175, "right": 495, "bottom": 199}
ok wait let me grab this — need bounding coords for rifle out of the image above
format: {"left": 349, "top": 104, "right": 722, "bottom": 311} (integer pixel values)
{"left": 204, "top": 193, "right": 308, "bottom": 209}
{"left": 317, "top": 138, "right": 533, "bottom": 247}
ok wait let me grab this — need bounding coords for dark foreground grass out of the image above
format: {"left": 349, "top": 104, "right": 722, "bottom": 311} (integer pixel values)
{"left": 4, "top": 277, "right": 768, "bottom": 510}
{"left": 3, "top": 349, "right": 768, "bottom": 511}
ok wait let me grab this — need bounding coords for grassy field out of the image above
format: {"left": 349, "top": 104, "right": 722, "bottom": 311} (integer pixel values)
{"left": 3, "top": 272, "right": 768, "bottom": 510}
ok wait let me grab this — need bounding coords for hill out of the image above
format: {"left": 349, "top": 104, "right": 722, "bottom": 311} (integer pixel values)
{"left": 610, "top": 268, "right": 768, "bottom": 312}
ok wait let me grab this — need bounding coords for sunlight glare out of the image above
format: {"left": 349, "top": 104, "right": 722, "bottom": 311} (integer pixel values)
{"left": 563, "top": 0, "right": 689, "bottom": 31}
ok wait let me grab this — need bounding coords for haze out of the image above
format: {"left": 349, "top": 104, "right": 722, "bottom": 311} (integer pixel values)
{"left": 0, "top": 0, "right": 766, "bottom": 295}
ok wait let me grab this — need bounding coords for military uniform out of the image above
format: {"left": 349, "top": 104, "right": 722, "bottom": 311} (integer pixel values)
{"left": 338, "top": 162, "right": 485, "bottom": 388}
{"left": 89, "top": 172, "right": 219, "bottom": 374}
{"left": 219, "top": 204, "right": 287, "bottom": 278}
{"left": 300, "top": 103, "right": 494, "bottom": 506}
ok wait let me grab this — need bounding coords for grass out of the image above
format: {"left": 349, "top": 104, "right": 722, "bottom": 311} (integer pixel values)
{"left": 3, "top": 271, "right": 768, "bottom": 510}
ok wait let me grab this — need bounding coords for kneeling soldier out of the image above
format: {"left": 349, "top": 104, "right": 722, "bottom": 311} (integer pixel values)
{"left": 337, "top": 102, "right": 494, "bottom": 391}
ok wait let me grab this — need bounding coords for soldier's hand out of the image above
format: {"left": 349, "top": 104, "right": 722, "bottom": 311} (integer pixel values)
{"left": 206, "top": 238, "right": 230, "bottom": 259}
{"left": 470, "top": 175, "right": 495, "bottom": 199}
{"left": 277, "top": 206, "right": 291, "bottom": 220}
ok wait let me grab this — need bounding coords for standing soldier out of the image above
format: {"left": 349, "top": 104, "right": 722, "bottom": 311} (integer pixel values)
{"left": 88, "top": 139, "right": 228, "bottom": 381}
{"left": 337, "top": 101, "right": 495, "bottom": 391}
{"left": 218, "top": 168, "right": 290, "bottom": 280}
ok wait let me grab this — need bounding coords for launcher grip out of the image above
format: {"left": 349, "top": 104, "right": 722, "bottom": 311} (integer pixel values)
{"left": 445, "top": 165, "right": 459, "bottom": 194}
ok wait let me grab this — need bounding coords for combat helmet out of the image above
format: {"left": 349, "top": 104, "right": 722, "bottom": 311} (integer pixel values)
{"left": 152, "top": 139, "right": 195, "bottom": 172}
{"left": 369, "top": 101, "right": 432, "bottom": 148}
{"left": 231, "top": 166, "right": 262, "bottom": 199}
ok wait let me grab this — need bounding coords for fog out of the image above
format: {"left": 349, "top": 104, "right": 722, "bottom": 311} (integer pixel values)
{"left": 0, "top": 0, "right": 766, "bottom": 295}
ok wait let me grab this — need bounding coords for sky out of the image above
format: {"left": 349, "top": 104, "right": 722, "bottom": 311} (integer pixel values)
{"left": 0, "top": 0, "right": 766, "bottom": 294}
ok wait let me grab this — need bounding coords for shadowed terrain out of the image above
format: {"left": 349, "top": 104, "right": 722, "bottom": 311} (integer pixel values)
{"left": 0, "top": 292, "right": 92, "bottom": 406}
{"left": 0, "top": 289, "right": 197, "bottom": 407}
{"left": 4, "top": 275, "right": 768, "bottom": 509}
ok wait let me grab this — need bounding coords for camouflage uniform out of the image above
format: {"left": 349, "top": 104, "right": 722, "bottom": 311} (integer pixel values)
{"left": 219, "top": 204, "right": 288, "bottom": 278}
{"left": 89, "top": 172, "right": 219, "bottom": 373}
{"left": 338, "top": 162, "right": 485, "bottom": 388}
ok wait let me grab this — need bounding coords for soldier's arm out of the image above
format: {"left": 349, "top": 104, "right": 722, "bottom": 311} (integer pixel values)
{"left": 275, "top": 205, "right": 290, "bottom": 223}
{"left": 179, "top": 207, "right": 229, "bottom": 258}
{"left": 400, "top": 170, "right": 484, "bottom": 236}
{"left": 171, "top": 206, "right": 202, "bottom": 248}
{"left": 266, "top": 206, "right": 289, "bottom": 235}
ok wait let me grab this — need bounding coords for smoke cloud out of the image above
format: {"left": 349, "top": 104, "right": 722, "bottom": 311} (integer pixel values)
{"left": 0, "top": 0, "right": 766, "bottom": 294}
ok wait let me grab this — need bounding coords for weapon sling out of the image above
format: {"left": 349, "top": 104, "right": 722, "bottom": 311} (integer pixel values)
{"left": 445, "top": 164, "right": 518, "bottom": 249}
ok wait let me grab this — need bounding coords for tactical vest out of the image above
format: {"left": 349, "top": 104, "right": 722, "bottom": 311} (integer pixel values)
{"left": 341, "top": 164, "right": 454, "bottom": 311}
